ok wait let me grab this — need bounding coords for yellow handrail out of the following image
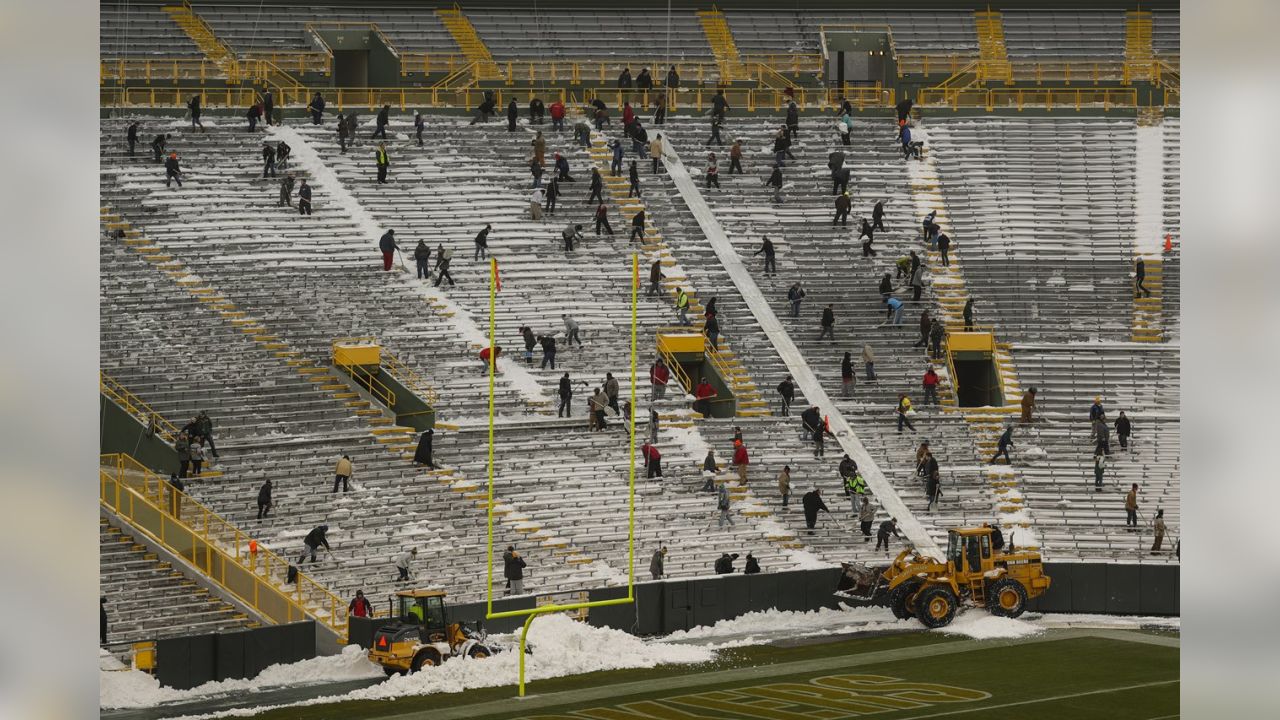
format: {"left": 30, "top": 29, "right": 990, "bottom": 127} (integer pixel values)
{"left": 919, "top": 86, "right": 1138, "bottom": 110}
{"left": 102, "top": 83, "right": 900, "bottom": 112}
{"left": 338, "top": 358, "right": 397, "bottom": 408}
{"left": 702, "top": 346, "right": 739, "bottom": 413}
{"left": 431, "top": 60, "right": 478, "bottom": 90}
{"left": 380, "top": 352, "right": 440, "bottom": 408}
{"left": 330, "top": 337, "right": 397, "bottom": 407}
{"left": 100, "top": 372, "right": 180, "bottom": 443}
{"left": 654, "top": 338, "right": 693, "bottom": 395}
{"left": 100, "top": 453, "right": 351, "bottom": 635}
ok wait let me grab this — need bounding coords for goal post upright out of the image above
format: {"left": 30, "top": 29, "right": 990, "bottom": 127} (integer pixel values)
{"left": 485, "top": 253, "right": 640, "bottom": 697}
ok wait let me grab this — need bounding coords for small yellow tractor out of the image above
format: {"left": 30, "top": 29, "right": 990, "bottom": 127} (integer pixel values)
{"left": 838, "top": 526, "right": 1051, "bottom": 629}
{"left": 368, "top": 590, "right": 496, "bottom": 675}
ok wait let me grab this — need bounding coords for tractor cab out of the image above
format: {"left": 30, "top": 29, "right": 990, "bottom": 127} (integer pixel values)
{"left": 395, "top": 590, "right": 449, "bottom": 640}
{"left": 946, "top": 527, "right": 995, "bottom": 576}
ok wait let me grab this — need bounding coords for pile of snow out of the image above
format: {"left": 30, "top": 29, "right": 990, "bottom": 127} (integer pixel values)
{"left": 100, "top": 644, "right": 383, "bottom": 710}
{"left": 1032, "top": 613, "right": 1180, "bottom": 631}
{"left": 1020, "top": 446, "right": 1048, "bottom": 461}
{"left": 937, "top": 611, "right": 1044, "bottom": 640}
{"left": 318, "top": 614, "right": 713, "bottom": 703}
{"left": 664, "top": 605, "right": 912, "bottom": 648}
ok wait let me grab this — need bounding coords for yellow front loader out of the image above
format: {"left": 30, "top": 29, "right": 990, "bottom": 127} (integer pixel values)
{"left": 838, "top": 526, "right": 1051, "bottom": 629}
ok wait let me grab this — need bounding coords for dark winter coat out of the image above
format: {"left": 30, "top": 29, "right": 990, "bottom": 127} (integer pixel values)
{"left": 714, "top": 553, "right": 735, "bottom": 574}
{"left": 539, "top": 335, "right": 557, "bottom": 354}
{"left": 767, "top": 167, "right": 783, "bottom": 188}
{"left": 873, "top": 201, "right": 884, "bottom": 221}
{"left": 937, "top": 233, "right": 951, "bottom": 251}
{"left": 879, "top": 276, "right": 893, "bottom": 295}
{"left": 878, "top": 519, "right": 899, "bottom": 539}
{"left": 503, "top": 550, "right": 526, "bottom": 580}
{"left": 841, "top": 355, "right": 854, "bottom": 380}
{"left": 1115, "top": 415, "right": 1132, "bottom": 438}
{"left": 997, "top": 427, "right": 1013, "bottom": 450}
{"left": 414, "top": 241, "right": 430, "bottom": 263}
{"left": 164, "top": 156, "right": 180, "bottom": 174}
{"left": 744, "top": 555, "right": 761, "bottom": 574}
{"left": 800, "top": 407, "right": 821, "bottom": 432}
{"left": 636, "top": 69, "right": 653, "bottom": 89}
{"left": 304, "top": 525, "right": 331, "bottom": 550}
{"left": 413, "top": 430, "right": 433, "bottom": 464}
{"left": 257, "top": 481, "right": 272, "bottom": 506}
{"left": 802, "top": 490, "right": 829, "bottom": 522}
{"left": 821, "top": 307, "right": 834, "bottom": 327}
{"left": 777, "top": 379, "right": 795, "bottom": 401}
{"left": 785, "top": 104, "right": 798, "bottom": 127}
{"left": 559, "top": 375, "right": 572, "bottom": 398}
{"left": 839, "top": 457, "right": 857, "bottom": 480}
{"left": 379, "top": 231, "right": 398, "bottom": 253}
{"left": 377, "top": 107, "right": 390, "bottom": 128}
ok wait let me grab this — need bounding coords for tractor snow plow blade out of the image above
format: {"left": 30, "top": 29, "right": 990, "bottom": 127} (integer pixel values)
{"left": 835, "top": 562, "right": 889, "bottom": 602}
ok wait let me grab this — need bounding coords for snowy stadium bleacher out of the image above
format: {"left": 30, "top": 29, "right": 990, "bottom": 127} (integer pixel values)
{"left": 98, "top": 3, "right": 1179, "bottom": 645}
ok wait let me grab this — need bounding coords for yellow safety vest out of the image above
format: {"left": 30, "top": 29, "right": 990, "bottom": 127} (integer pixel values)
{"left": 677, "top": 291, "right": 688, "bottom": 309}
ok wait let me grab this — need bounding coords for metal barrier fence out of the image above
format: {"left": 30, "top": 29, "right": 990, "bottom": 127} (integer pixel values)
{"left": 100, "top": 371, "right": 179, "bottom": 443}
{"left": 99, "top": 453, "right": 350, "bottom": 636}
{"left": 919, "top": 86, "right": 1140, "bottom": 111}
{"left": 102, "top": 84, "right": 891, "bottom": 112}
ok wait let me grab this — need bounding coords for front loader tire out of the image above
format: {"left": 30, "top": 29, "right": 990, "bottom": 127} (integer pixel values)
{"left": 410, "top": 648, "right": 442, "bottom": 673}
{"left": 915, "top": 585, "right": 958, "bottom": 629}
{"left": 890, "top": 580, "right": 922, "bottom": 620}
{"left": 468, "top": 644, "right": 491, "bottom": 659}
{"left": 986, "top": 578, "right": 1029, "bottom": 618}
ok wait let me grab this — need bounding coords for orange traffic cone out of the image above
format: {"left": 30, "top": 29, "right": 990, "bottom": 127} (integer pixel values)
{"left": 1163, "top": 234, "right": 1173, "bottom": 253}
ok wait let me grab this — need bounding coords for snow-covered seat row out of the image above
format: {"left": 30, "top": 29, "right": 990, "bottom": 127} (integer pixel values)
{"left": 199, "top": 4, "right": 460, "bottom": 55}
{"left": 1001, "top": 11, "right": 1127, "bottom": 61}
{"left": 100, "top": 519, "right": 254, "bottom": 646}
{"left": 101, "top": 2, "right": 202, "bottom": 58}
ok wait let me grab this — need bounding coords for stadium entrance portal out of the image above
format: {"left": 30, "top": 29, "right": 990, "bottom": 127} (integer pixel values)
{"left": 819, "top": 26, "right": 897, "bottom": 93}
{"left": 311, "top": 25, "right": 401, "bottom": 87}
{"left": 947, "top": 332, "right": 1004, "bottom": 408}
{"left": 655, "top": 332, "right": 737, "bottom": 418}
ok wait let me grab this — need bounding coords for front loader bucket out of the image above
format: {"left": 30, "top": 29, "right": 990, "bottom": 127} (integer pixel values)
{"left": 836, "top": 562, "right": 889, "bottom": 601}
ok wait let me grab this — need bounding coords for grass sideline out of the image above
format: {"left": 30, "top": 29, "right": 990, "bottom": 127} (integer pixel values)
{"left": 257, "top": 630, "right": 1177, "bottom": 720}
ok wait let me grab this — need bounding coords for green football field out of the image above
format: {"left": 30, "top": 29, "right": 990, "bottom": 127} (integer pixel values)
{"left": 265, "top": 628, "right": 1179, "bottom": 720}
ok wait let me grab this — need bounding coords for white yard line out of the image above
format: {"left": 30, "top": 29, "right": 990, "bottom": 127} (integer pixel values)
{"left": 905, "top": 679, "right": 1179, "bottom": 718}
